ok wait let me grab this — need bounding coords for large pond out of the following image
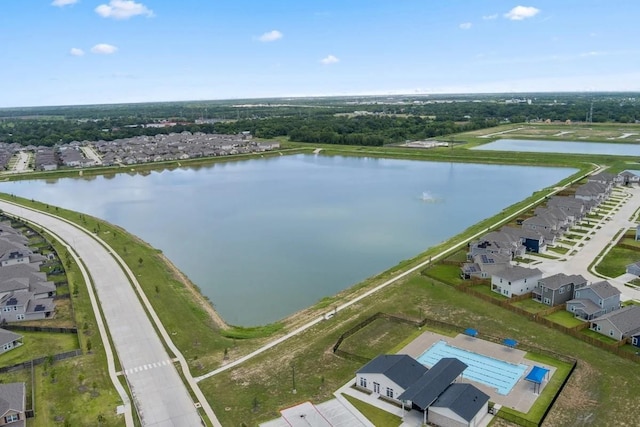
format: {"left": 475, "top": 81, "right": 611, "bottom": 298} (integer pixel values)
{"left": 472, "top": 138, "right": 640, "bottom": 156}
{"left": 0, "top": 155, "right": 577, "bottom": 326}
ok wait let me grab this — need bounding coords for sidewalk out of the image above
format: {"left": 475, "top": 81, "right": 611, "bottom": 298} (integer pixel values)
{"left": 525, "top": 186, "right": 640, "bottom": 301}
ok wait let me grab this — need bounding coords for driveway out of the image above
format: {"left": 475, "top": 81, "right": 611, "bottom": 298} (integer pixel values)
{"left": 0, "top": 201, "right": 204, "bottom": 426}
{"left": 528, "top": 186, "right": 640, "bottom": 301}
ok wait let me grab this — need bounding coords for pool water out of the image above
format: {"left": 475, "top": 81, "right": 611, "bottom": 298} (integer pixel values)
{"left": 417, "top": 340, "right": 527, "bottom": 395}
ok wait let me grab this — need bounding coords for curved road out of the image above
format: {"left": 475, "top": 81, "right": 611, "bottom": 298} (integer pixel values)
{"left": 0, "top": 201, "right": 213, "bottom": 427}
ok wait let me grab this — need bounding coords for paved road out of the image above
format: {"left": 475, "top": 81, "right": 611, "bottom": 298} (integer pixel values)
{"left": 530, "top": 186, "right": 640, "bottom": 301}
{"left": 0, "top": 201, "right": 205, "bottom": 427}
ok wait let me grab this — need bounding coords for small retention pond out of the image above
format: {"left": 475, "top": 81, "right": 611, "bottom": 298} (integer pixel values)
{"left": 0, "top": 154, "right": 576, "bottom": 326}
{"left": 472, "top": 138, "right": 640, "bottom": 156}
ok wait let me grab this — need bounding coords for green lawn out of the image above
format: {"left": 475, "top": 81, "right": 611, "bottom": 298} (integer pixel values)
{"left": 422, "top": 264, "right": 463, "bottom": 286}
{"left": 595, "top": 246, "right": 640, "bottom": 277}
{"left": 545, "top": 310, "right": 585, "bottom": 328}
{"left": 512, "top": 298, "right": 547, "bottom": 314}
{"left": 342, "top": 394, "right": 402, "bottom": 427}
{"left": 581, "top": 328, "right": 618, "bottom": 344}
{"left": 470, "top": 283, "right": 508, "bottom": 300}
{"left": 0, "top": 332, "right": 79, "bottom": 368}
{"left": 548, "top": 246, "right": 570, "bottom": 255}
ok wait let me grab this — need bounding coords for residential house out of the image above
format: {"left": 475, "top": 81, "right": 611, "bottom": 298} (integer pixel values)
{"left": 429, "top": 383, "right": 490, "bottom": 427}
{"left": 626, "top": 261, "right": 640, "bottom": 276}
{"left": 355, "top": 354, "right": 428, "bottom": 401}
{"left": 533, "top": 206, "right": 574, "bottom": 232}
{"left": 632, "top": 331, "right": 640, "bottom": 348}
{"left": 588, "top": 171, "right": 617, "bottom": 188}
{"left": 468, "top": 231, "right": 524, "bottom": 259}
{"left": 522, "top": 214, "right": 561, "bottom": 239}
{"left": 0, "top": 329, "right": 22, "bottom": 355}
{"left": 533, "top": 273, "right": 588, "bottom": 306}
{"left": 546, "top": 196, "right": 588, "bottom": 220}
{"left": 461, "top": 253, "right": 511, "bottom": 280}
{"left": 574, "top": 182, "right": 609, "bottom": 203}
{"left": 500, "top": 226, "right": 548, "bottom": 253}
{"left": 590, "top": 305, "right": 640, "bottom": 341}
{"left": 566, "top": 281, "right": 621, "bottom": 320}
{"left": 0, "top": 382, "right": 25, "bottom": 426}
{"left": 618, "top": 170, "right": 640, "bottom": 186}
{"left": 491, "top": 266, "right": 543, "bottom": 297}
{"left": 0, "top": 292, "right": 55, "bottom": 323}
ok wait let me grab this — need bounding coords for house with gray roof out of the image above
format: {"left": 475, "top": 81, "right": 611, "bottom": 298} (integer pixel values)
{"left": 590, "top": 305, "right": 640, "bottom": 341}
{"left": 461, "top": 253, "right": 511, "bottom": 280}
{"left": 618, "top": 170, "right": 640, "bottom": 186}
{"left": 0, "top": 291, "right": 55, "bottom": 323}
{"left": 429, "top": 383, "right": 490, "bottom": 427}
{"left": 355, "top": 354, "right": 427, "bottom": 400}
{"left": 0, "top": 382, "right": 25, "bottom": 426}
{"left": 575, "top": 181, "right": 609, "bottom": 203}
{"left": 500, "top": 225, "right": 548, "bottom": 253}
{"left": 566, "top": 281, "right": 621, "bottom": 320}
{"left": 491, "top": 266, "right": 543, "bottom": 297}
{"left": 626, "top": 261, "right": 640, "bottom": 276}
{"left": 468, "top": 230, "right": 525, "bottom": 259}
{"left": 532, "top": 273, "right": 588, "bottom": 307}
{"left": 522, "top": 214, "right": 561, "bottom": 238}
{"left": 0, "top": 329, "right": 22, "bottom": 355}
{"left": 399, "top": 358, "right": 467, "bottom": 412}
{"left": 546, "top": 196, "right": 588, "bottom": 219}
{"left": 588, "top": 171, "right": 617, "bottom": 187}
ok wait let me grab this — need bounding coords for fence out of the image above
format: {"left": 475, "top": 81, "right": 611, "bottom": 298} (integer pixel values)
{"left": 0, "top": 349, "right": 82, "bottom": 374}
{"left": 424, "top": 259, "right": 640, "bottom": 363}
{"left": 1, "top": 324, "right": 77, "bottom": 334}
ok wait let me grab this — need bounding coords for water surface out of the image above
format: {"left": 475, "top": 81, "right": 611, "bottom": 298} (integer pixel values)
{"left": 472, "top": 138, "right": 640, "bottom": 156}
{"left": 0, "top": 154, "right": 576, "bottom": 325}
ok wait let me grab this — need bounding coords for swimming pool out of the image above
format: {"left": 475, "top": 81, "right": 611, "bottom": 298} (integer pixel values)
{"left": 417, "top": 340, "right": 527, "bottom": 395}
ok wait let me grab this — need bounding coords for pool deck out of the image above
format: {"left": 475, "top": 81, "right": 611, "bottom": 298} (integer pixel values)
{"left": 398, "top": 331, "right": 556, "bottom": 413}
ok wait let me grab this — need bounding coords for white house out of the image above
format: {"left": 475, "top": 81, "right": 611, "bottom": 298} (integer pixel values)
{"left": 491, "top": 266, "right": 543, "bottom": 297}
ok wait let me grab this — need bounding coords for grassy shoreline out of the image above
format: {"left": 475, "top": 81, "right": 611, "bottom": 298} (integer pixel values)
{"left": 2, "top": 134, "right": 639, "bottom": 425}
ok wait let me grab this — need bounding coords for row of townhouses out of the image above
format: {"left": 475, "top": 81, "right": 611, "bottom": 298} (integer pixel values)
{"left": 462, "top": 171, "right": 640, "bottom": 345}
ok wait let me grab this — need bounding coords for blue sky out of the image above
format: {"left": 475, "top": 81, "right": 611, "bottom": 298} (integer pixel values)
{"left": 3, "top": 0, "right": 640, "bottom": 107}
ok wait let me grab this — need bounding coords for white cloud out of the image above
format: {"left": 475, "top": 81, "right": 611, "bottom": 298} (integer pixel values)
{"left": 320, "top": 54, "right": 339, "bottom": 65}
{"left": 459, "top": 22, "right": 472, "bottom": 30}
{"left": 504, "top": 5, "right": 540, "bottom": 20}
{"left": 90, "top": 43, "right": 118, "bottom": 54}
{"left": 95, "top": 0, "right": 153, "bottom": 20}
{"left": 69, "top": 48, "right": 85, "bottom": 56}
{"left": 482, "top": 14, "right": 498, "bottom": 20}
{"left": 52, "top": 0, "right": 79, "bottom": 6}
{"left": 257, "top": 30, "right": 283, "bottom": 42}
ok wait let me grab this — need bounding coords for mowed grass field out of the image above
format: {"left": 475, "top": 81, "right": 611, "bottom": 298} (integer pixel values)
{"left": 461, "top": 122, "right": 640, "bottom": 143}
{"left": 200, "top": 274, "right": 640, "bottom": 426}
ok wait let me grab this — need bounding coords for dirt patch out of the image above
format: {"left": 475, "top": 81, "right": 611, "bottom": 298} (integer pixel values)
{"left": 543, "top": 361, "right": 600, "bottom": 426}
{"left": 157, "top": 253, "right": 229, "bottom": 330}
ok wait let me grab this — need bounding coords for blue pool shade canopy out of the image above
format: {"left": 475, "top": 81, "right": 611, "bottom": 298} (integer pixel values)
{"left": 525, "top": 366, "right": 550, "bottom": 393}
{"left": 525, "top": 366, "right": 549, "bottom": 384}
{"left": 503, "top": 338, "right": 518, "bottom": 348}
{"left": 464, "top": 328, "right": 478, "bottom": 337}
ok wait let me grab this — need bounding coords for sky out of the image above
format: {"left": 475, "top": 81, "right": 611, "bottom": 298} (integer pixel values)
{"left": 3, "top": 0, "right": 640, "bottom": 107}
